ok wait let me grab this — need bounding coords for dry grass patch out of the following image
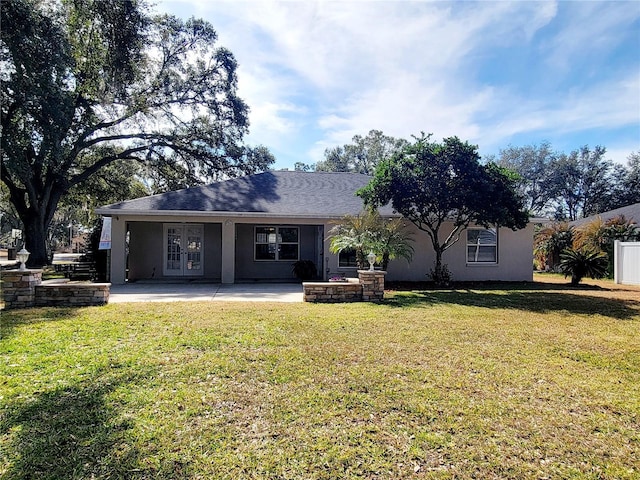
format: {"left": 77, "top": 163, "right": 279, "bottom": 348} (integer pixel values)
{"left": 1, "top": 281, "right": 639, "bottom": 479}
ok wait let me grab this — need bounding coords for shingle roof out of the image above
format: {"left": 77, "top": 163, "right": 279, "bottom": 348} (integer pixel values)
{"left": 570, "top": 202, "right": 640, "bottom": 228}
{"left": 97, "top": 170, "right": 393, "bottom": 217}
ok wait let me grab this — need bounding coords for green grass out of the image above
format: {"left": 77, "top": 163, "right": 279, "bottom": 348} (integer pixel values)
{"left": 1, "top": 282, "right": 639, "bottom": 479}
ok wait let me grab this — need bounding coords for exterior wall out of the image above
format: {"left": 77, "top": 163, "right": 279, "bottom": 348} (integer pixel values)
{"left": 105, "top": 213, "right": 534, "bottom": 284}
{"left": 235, "top": 223, "right": 320, "bottom": 282}
{"left": 127, "top": 221, "right": 222, "bottom": 282}
{"left": 383, "top": 222, "right": 534, "bottom": 282}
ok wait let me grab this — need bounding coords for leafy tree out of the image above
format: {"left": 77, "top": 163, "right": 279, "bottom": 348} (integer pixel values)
{"left": 316, "top": 130, "right": 408, "bottom": 175}
{"left": 294, "top": 162, "right": 314, "bottom": 172}
{"left": 358, "top": 134, "right": 529, "bottom": 285}
{"left": 328, "top": 210, "right": 414, "bottom": 271}
{"left": 1, "top": 0, "right": 274, "bottom": 266}
{"left": 613, "top": 152, "right": 640, "bottom": 208}
{"left": 548, "top": 145, "right": 614, "bottom": 220}
{"left": 496, "top": 142, "right": 555, "bottom": 215}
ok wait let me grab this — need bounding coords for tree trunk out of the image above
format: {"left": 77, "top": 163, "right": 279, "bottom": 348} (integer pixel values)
{"left": 382, "top": 252, "right": 390, "bottom": 271}
{"left": 431, "top": 248, "right": 450, "bottom": 286}
{"left": 21, "top": 212, "right": 51, "bottom": 267}
{"left": 13, "top": 190, "right": 62, "bottom": 268}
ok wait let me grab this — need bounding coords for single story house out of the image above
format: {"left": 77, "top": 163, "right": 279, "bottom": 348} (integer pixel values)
{"left": 96, "top": 170, "right": 539, "bottom": 284}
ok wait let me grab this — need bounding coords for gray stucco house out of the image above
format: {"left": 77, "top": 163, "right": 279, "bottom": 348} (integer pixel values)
{"left": 96, "top": 170, "right": 537, "bottom": 284}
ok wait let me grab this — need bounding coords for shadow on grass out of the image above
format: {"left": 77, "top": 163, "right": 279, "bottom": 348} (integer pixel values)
{"left": 1, "top": 367, "right": 155, "bottom": 480}
{"left": 0, "top": 307, "right": 84, "bottom": 341}
{"left": 383, "top": 284, "right": 640, "bottom": 321}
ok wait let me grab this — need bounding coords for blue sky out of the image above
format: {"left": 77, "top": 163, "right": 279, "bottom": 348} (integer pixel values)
{"left": 158, "top": 0, "right": 640, "bottom": 170}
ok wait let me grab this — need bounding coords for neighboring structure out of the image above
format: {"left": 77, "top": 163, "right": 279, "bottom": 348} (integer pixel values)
{"left": 570, "top": 202, "right": 640, "bottom": 286}
{"left": 96, "top": 171, "right": 538, "bottom": 285}
{"left": 570, "top": 202, "right": 640, "bottom": 228}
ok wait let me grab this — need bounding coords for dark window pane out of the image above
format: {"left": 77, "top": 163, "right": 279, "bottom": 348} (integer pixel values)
{"left": 256, "top": 243, "right": 276, "bottom": 260}
{"left": 279, "top": 244, "right": 298, "bottom": 260}
{"left": 339, "top": 249, "right": 358, "bottom": 267}
{"left": 280, "top": 227, "right": 298, "bottom": 243}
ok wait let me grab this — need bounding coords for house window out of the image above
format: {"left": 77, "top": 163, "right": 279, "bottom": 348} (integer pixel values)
{"left": 339, "top": 248, "right": 358, "bottom": 268}
{"left": 467, "top": 228, "right": 498, "bottom": 264}
{"left": 255, "top": 226, "right": 299, "bottom": 261}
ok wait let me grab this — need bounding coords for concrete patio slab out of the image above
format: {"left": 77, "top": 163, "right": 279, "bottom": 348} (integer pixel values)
{"left": 108, "top": 283, "right": 303, "bottom": 303}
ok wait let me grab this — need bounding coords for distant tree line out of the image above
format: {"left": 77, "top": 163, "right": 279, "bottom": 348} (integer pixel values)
{"left": 297, "top": 131, "right": 639, "bottom": 222}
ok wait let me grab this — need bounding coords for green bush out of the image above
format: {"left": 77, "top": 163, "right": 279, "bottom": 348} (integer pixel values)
{"left": 559, "top": 248, "right": 608, "bottom": 285}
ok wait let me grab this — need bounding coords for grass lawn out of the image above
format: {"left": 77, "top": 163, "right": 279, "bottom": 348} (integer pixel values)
{"left": 1, "top": 276, "right": 639, "bottom": 479}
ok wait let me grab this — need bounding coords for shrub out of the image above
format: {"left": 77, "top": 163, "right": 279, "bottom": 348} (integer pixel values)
{"left": 559, "top": 248, "right": 608, "bottom": 285}
{"left": 292, "top": 260, "right": 317, "bottom": 281}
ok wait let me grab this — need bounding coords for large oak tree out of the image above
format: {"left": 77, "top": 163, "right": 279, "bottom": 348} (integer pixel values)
{"left": 1, "top": 0, "right": 274, "bottom": 266}
{"left": 358, "top": 135, "right": 529, "bottom": 285}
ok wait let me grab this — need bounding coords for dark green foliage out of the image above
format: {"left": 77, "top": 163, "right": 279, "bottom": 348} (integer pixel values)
{"left": 497, "top": 145, "right": 639, "bottom": 220}
{"left": 328, "top": 210, "right": 414, "bottom": 271}
{"left": 292, "top": 260, "right": 317, "bottom": 281}
{"left": 496, "top": 141, "right": 556, "bottom": 215}
{"left": 559, "top": 248, "right": 608, "bottom": 285}
{"left": 1, "top": 0, "right": 274, "bottom": 266}
{"left": 534, "top": 222, "right": 575, "bottom": 271}
{"left": 359, "top": 134, "right": 528, "bottom": 285}
{"left": 316, "top": 130, "right": 409, "bottom": 175}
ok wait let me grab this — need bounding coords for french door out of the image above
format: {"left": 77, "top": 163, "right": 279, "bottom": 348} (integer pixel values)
{"left": 163, "top": 224, "right": 204, "bottom": 276}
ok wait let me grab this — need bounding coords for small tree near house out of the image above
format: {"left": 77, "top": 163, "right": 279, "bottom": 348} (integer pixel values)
{"left": 358, "top": 134, "right": 529, "bottom": 286}
{"left": 328, "top": 210, "right": 414, "bottom": 271}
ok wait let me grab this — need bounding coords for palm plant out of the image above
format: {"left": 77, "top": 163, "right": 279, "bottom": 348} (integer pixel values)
{"left": 573, "top": 215, "right": 640, "bottom": 277}
{"left": 559, "top": 248, "right": 608, "bottom": 285}
{"left": 328, "top": 212, "right": 377, "bottom": 269}
{"left": 328, "top": 210, "right": 414, "bottom": 270}
{"left": 370, "top": 216, "right": 414, "bottom": 270}
{"left": 534, "top": 222, "right": 574, "bottom": 271}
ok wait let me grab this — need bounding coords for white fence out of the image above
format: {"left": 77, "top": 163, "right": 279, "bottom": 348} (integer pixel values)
{"left": 614, "top": 241, "right": 640, "bottom": 285}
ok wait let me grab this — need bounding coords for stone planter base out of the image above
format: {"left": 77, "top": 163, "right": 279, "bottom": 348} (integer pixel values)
{"left": 303, "top": 270, "right": 386, "bottom": 303}
{"left": 2, "top": 269, "right": 110, "bottom": 309}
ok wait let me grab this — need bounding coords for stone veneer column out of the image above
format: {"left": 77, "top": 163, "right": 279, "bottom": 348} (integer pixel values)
{"left": 357, "top": 270, "right": 386, "bottom": 302}
{"left": 2, "top": 269, "right": 43, "bottom": 309}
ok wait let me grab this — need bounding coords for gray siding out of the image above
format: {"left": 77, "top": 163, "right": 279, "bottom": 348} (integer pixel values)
{"left": 235, "top": 224, "right": 320, "bottom": 281}
{"left": 127, "top": 221, "right": 221, "bottom": 281}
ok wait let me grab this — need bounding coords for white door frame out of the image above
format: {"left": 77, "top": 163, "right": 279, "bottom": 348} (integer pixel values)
{"left": 163, "top": 223, "right": 204, "bottom": 277}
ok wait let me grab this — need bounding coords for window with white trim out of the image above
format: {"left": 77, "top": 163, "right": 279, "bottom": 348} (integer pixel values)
{"left": 255, "top": 226, "right": 299, "bottom": 261}
{"left": 466, "top": 228, "right": 497, "bottom": 264}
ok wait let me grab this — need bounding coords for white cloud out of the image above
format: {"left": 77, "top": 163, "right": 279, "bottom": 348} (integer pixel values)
{"left": 157, "top": 0, "right": 638, "bottom": 168}
{"left": 541, "top": 1, "right": 640, "bottom": 70}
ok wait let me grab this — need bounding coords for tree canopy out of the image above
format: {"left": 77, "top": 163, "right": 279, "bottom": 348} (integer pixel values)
{"left": 314, "top": 130, "right": 408, "bottom": 175}
{"left": 1, "top": 0, "right": 274, "bottom": 265}
{"left": 496, "top": 144, "right": 639, "bottom": 220}
{"left": 358, "top": 134, "right": 529, "bottom": 284}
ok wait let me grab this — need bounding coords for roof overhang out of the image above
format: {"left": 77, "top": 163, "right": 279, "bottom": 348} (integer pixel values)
{"left": 94, "top": 208, "right": 402, "bottom": 219}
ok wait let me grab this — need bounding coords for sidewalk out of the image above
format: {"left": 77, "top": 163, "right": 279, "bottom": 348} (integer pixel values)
{"left": 108, "top": 283, "right": 303, "bottom": 303}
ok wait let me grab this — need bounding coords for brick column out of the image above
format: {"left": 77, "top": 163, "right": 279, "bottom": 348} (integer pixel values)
{"left": 358, "top": 270, "right": 386, "bottom": 302}
{"left": 2, "top": 269, "right": 43, "bottom": 309}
